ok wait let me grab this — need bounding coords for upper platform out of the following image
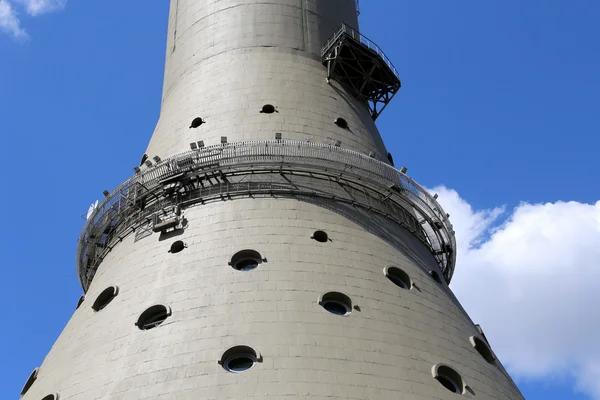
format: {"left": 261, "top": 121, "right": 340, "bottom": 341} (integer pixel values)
{"left": 321, "top": 24, "right": 401, "bottom": 120}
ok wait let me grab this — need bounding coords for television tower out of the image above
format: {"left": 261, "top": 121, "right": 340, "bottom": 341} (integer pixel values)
{"left": 20, "top": 1, "right": 524, "bottom": 399}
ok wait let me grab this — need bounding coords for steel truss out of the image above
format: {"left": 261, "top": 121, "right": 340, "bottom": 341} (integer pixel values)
{"left": 322, "top": 24, "right": 401, "bottom": 120}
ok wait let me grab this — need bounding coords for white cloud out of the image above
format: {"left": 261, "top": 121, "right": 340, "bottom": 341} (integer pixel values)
{"left": 16, "top": 0, "right": 66, "bottom": 16}
{"left": 0, "top": 0, "right": 66, "bottom": 40}
{"left": 434, "top": 186, "right": 600, "bottom": 398}
{"left": 0, "top": 0, "right": 27, "bottom": 40}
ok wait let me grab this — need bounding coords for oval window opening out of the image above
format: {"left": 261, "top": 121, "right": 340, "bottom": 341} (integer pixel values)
{"left": 92, "top": 286, "right": 119, "bottom": 312}
{"left": 226, "top": 355, "right": 255, "bottom": 372}
{"left": 320, "top": 292, "right": 352, "bottom": 316}
{"left": 20, "top": 368, "right": 38, "bottom": 395}
{"left": 334, "top": 117, "right": 349, "bottom": 129}
{"left": 169, "top": 240, "right": 186, "bottom": 254}
{"left": 437, "top": 376, "right": 460, "bottom": 393}
{"left": 189, "top": 117, "right": 204, "bottom": 128}
{"left": 137, "top": 305, "right": 171, "bottom": 330}
{"left": 433, "top": 365, "right": 464, "bottom": 394}
{"left": 230, "top": 249, "right": 263, "bottom": 271}
{"left": 312, "top": 230, "right": 328, "bottom": 243}
{"left": 220, "top": 345, "right": 260, "bottom": 373}
{"left": 385, "top": 267, "right": 411, "bottom": 290}
{"left": 471, "top": 336, "right": 496, "bottom": 364}
{"left": 76, "top": 294, "right": 85, "bottom": 310}
{"left": 430, "top": 270, "right": 442, "bottom": 284}
{"left": 139, "top": 154, "right": 148, "bottom": 167}
{"left": 260, "top": 104, "right": 276, "bottom": 114}
{"left": 41, "top": 395, "right": 59, "bottom": 400}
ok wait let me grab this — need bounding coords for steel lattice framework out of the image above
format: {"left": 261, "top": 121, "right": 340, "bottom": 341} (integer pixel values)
{"left": 322, "top": 24, "right": 401, "bottom": 120}
{"left": 77, "top": 140, "right": 456, "bottom": 291}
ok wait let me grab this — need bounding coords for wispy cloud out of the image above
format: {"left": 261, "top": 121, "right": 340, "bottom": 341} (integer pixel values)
{"left": 16, "top": 0, "right": 66, "bottom": 16}
{"left": 0, "top": 0, "right": 66, "bottom": 40}
{"left": 0, "top": 0, "right": 27, "bottom": 40}
{"left": 434, "top": 186, "right": 600, "bottom": 399}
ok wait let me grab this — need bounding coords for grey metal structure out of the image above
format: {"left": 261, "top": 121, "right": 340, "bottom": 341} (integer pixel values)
{"left": 21, "top": 1, "right": 524, "bottom": 399}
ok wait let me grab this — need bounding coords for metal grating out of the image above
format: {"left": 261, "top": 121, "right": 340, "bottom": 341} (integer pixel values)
{"left": 77, "top": 140, "right": 455, "bottom": 291}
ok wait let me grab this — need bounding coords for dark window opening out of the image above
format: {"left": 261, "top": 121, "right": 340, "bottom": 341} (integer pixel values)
{"left": 312, "top": 230, "right": 329, "bottom": 243}
{"left": 334, "top": 117, "right": 349, "bottom": 129}
{"left": 190, "top": 117, "right": 204, "bottom": 128}
{"left": 20, "top": 368, "right": 38, "bottom": 395}
{"left": 92, "top": 286, "right": 118, "bottom": 312}
{"left": 169, "top": 240, "right": 186, "bottom": 253}
{"left": 230, "top": 249, "right": 263, "bottom": 271}
{"left": 137, "top": 305, "right": 171, "bottom": 330}
{"left": 260, "top": 104, "right": 276, "bottom": 114}
{"left": 320, "top": 292, "right": 352, "bottom": 316}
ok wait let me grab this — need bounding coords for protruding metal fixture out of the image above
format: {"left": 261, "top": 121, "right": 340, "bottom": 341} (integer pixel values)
{"left": 334, "top": 140, "right": 342, "bottom": 147}
{"left": 433, "top": 193, "right": 439, "bottom": 199}
{"left": 400, "top": 166, "right": 408, "bottom": 174}
{"left": 102, "top": 190, "right": 110, "bottom": 197}
{"left": 189, "top": 117, "right": 204, "bottom": 128}
{"left": 221, "top": 136, "right": 228, "bottom": 144}
{"left": 145, "top": 160, "right": 153, "bottom": 168}
{"left": 153, "top": 156, "right": 161, "bottom": 163}
{"left": 321, "top": 24, "right": 401, "bottom": 120}
{"left": 197, "top": 141, "right": 204, "bottom": 148}
{"left": 133, "top": 166, "right": 141, "bottom": 174}
{"left": 260, "top": 104, "right": 276, "bottom": 114}
{"left": 275, "top": 132, "right": 282, "bottom": 140}
{"left": 369, "top": 151, "right": 376, "bottom": 158}
{"left": 190, "top": 142, "right": 198, "bottom": 150}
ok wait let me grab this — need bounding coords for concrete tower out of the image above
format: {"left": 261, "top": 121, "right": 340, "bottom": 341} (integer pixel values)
{"left": 20, "top": 1, "right": 525, "bottom": 399}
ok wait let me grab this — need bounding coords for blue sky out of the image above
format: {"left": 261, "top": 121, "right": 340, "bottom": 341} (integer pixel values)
{"left": 1, "top": 1, "right": 599, "bottom": 399}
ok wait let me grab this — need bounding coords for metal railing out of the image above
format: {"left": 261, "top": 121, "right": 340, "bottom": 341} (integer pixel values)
{"left": 77, "top": 140, "right": 455, "bottom": 289}
{"left": 321, "top": 23, "right": 400, "bottom": 80}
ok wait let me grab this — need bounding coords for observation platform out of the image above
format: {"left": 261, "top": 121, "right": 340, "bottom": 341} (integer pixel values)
{"left": 322, "top": 24, "right": 401, "bottom": 120}
{"left": 77, "top": 141, "right": 455, "bottom": 291}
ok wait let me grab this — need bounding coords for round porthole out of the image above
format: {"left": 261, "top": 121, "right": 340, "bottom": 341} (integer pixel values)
{"left": 260, "top": 104, "right": 276, "bottom": 114}
{"left": 189, "top": 117, "right": 204, "bottom": 128}
{"left": 76, "top": 294, "right": 85, "bottom": 310}
{"left": 169, "top": 240, "right": 186, "bottom": 253}
{"left": 136, "top": 305, "right": 171, "bottom": 330}
{"left": 20, "top": 367, "right": 38, "bottom": 395}
{"left": 319, "top": 292, "right": 352, "bottom": 316}
{"left": 432, "top": 364, "right": 464, "bottom": 394}
{"left": 312, "top": 230, "right": 328, "bottom": 243}
{"left": 41, "top": 394, "right": 59, "bottom": 400}
{"left": 384, "top": 266, "right": 411, "bottom": 290}
{"left": 470, "top": 336, "right": 496, "bottom": 364}
{"left": 334, "top": 117, "right": 349, "bottom": 129}
{"left": 430, "top": 270, "right": 442, "bottom": 284}
{"left": 230, "top": 249, "right": 263, "bottom": 271}
{"left": 220, "top": 346, "right": 260, "bottom": 373}
{"left": 92, "top": 286, "right": 119, "bottom": 312}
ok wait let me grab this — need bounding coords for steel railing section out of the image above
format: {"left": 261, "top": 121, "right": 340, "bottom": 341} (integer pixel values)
{"left": 77, "top": 140, "right": 455, "bottom": 290}
{"left": 321, "top": 23, "right": 400, "bottom": 80}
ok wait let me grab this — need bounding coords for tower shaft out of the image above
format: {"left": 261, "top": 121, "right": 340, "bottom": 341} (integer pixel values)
{"left": 19, "top": 2, "right": 525, "bottom": 400}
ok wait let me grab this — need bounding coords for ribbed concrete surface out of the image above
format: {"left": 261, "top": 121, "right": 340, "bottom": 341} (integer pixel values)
{"left": 20, "top": 1, "right": 524, "bottom": 399}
